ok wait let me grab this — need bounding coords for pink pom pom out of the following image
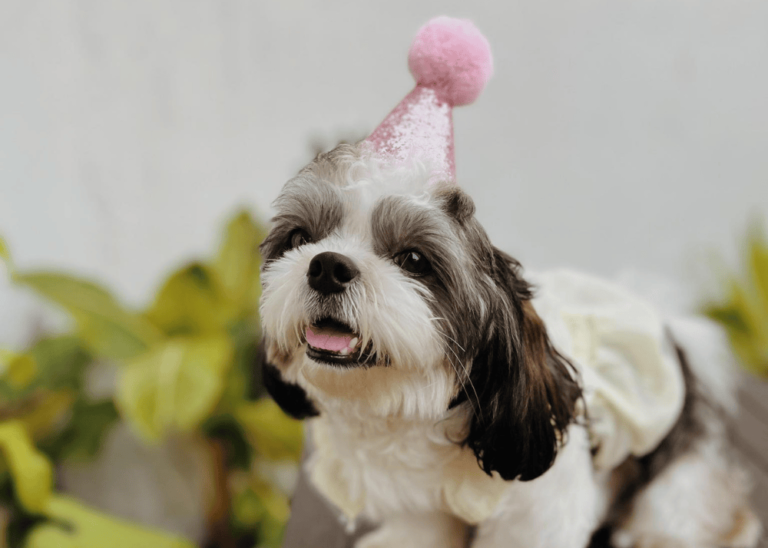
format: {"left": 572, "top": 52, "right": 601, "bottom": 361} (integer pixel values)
{"left": 408, "top": 16, "right": 493, "bottom": 107}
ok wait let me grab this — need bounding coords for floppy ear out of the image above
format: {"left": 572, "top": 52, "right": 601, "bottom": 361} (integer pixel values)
{"left": 462, "top": 248, "right": 581, "bottom": 481}
{"left": 259, "top": 342, "right": 319, "bottom": 419}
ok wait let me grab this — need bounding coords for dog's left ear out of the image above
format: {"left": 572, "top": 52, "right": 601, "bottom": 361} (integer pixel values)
{"left": 462, "top": 248, "right": 581, "bottom": 482}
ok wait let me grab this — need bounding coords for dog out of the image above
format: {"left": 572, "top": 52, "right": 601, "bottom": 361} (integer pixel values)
{"left": 257, "top": 143, "right": 761, "bottom": 548}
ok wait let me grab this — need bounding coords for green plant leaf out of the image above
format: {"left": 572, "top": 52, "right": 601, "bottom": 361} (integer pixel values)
{"left": 748, "top": 229, "right": 768, "bottom": 323}
{"left": 25, "top": 495, "right": 196, "bottom": 548}
{"left": 257, "top": 514, "right": 287, "bottom": 548}
{"left": 16, "top": 390, "right": 75, "bottom": 441}
{"left": 0, "top": 350, "right": 37, "bottom": 390}
{"left": 213, "top": 210, "right": 266, "bottom": 310}
{"left": 117, "top": 335, "right": 234, "bottom": 442}
{"left": 0, "top": 235, "right": 12, "bottom": 274}
{"left": 0, "top": 336, "right": 92, "bottom": 406}
{"left": 235, "top": 399, "right": 303, "bottom": 461}
{"left": 0, "top": 421, "right": 52, "bottom": 513}
{"left": 202, "top": 414, "right": 252, "bottom": 470}
{"left": 215, "top": 321, "right": 261, "bottom": 413}
{"left": 0, "top": 236, "right": 9, "bottom": 260}
{"left": 28, "top": 336, "right": 91, "bottom": 393}
{"left": 145, "top": 263, "right": 237, "bottom": 336}
{"left": 15, "top": 273, "right": 161, "bottom": 360}
{"left": 705, "top": 230, "right": 768, "bottom": 377}
{"left": 232, "top": 479, "right": 289, "bottom": 531}
{"left": 42, "top": 400, "right": 119, "bottom": 463}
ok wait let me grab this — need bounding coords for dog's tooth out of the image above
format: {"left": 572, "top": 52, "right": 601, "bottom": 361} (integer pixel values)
{"left": 340, "top": 348, "right": 349, "bottom": 356}
{"left": 350, "top": 338, "right": 359, "bottom": 348}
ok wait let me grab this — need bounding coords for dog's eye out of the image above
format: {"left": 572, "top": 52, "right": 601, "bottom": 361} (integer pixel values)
{"left": 395, "top": 250, "right": 431, "bottom": 276}
{"left": 287, "top": 228, "right": 311, "bottom": 250}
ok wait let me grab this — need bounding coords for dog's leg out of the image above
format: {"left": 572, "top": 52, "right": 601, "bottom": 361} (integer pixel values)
{"left": 471, "top": 426, "right": 607, "bottom": 548}
{"left": 354, "top": 512, "right": 469, "bottom": 548}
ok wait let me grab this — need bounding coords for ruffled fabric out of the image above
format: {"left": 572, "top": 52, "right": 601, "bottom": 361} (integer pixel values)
{"left": 531, "top": 269, "right": 685, "bottom": 470}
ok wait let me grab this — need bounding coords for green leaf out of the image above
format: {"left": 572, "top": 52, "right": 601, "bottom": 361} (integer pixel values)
{"left": 117, "top": 335, "right": 234, "bottom": 442}
{"left": 28, "top": 336, "right": 91, "bottom": 393}
{"left": 0, "top": 336, "right": 92, "bottom": 404}
{"left": 0, "top": 235, "right": 12, "bottom": 271}
{"left": 230, "top": 471, "right": 290, "bottom": 546}
{"left": 257, "top": 514, "right": 287, "bottom": 548}
{"left": 705, "top": 259, "right": 768, "bottom": 376}
{"left": 42, "top": 400, "right": 119, "bottom": 463}
{"left": 213, "top": 210, "right": 266, "bottom": 310}
{"left": 0, "top": 351, "right": 37, "bottom": 390}
{"left": 15, "top": 273, "right": 161, "bottom": 360}
{"left": 25, "top": 495, "right": 196, "bottom": 548}
{"left": 235, "top": 399, "right": 303, "bottom": 461}
{"left": 145, "top": 263, "right": 236, "bottom": 336}
{"left": 232, "top": 480, "right": 289, "bottom": 531}
{"left": 0, "top": 421, "right": 52, "bottom": 513}
{"left": 215, "top": 322, "right": 261, "bottom": 413}
{"left": 748, "top": 229, "right": 768, "bottom": 323}
{"left": 17, "top": 391, "right": 75, "bottom": 441}
{"left": 202, "top": 414, "right": 252, "bottom": 470}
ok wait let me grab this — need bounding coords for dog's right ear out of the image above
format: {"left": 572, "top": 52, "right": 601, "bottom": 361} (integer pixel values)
{"left": 462, "top": 248, "right": 580, "bottom": 482}
{"left": 259, "top": 343, "right": 319, "bottom": 419}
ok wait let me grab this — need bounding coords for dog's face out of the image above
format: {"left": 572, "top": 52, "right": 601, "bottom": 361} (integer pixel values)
{"left": 259, "top": 144, "right": 580, "bottom": 481}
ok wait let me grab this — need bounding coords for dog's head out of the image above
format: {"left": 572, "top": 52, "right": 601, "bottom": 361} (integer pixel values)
{"left": 259, "top": 144, "right": 581, "bottom": 481}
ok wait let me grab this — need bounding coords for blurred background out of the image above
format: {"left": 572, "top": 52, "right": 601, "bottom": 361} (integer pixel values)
{"left": 0, "top": 1, "right": 767, "bottom": 547}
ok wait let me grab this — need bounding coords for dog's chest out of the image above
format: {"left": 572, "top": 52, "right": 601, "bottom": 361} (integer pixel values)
{"left": 306, "top": 413, "right": 508, "bottom": 524}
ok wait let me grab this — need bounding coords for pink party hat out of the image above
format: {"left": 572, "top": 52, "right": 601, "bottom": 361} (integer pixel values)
{"left": 366, "top": 16, "right": 493, "bottom": 182}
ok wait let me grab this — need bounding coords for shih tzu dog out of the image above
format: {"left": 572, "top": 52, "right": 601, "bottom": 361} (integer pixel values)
{"left": 258, "top": 17, "right": 761, "bottom": 548}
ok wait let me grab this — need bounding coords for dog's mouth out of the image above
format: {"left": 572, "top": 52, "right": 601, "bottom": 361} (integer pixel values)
{"left": 305, "top": 317, "right": 373, "bottom": 367}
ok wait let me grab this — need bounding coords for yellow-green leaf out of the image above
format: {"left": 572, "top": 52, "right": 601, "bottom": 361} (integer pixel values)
{"left": 145, "top": 263, "right": 236, "bottom": 336}
{"left": 0, "top": 420, "right": 53, "bottom": 512}
{"left": 718, "top": 281, "right": 765, "bottom": 372}
{"left": 232, "top": 477, "right": 290, "bottom": 530}
{"left": 50, "top": 399, "right": 119, "bottom": 463}
{"left": 0, "top": 235, "right": 11, "bottom": 268}
{"left": 117, "top": 335, "right": 234, "bottom": 441}
{"left": 748, "top": 230, "right": 768, "bottom": 321}
{"left": 236, "top": 398, "right": 303, "bottom": 461}
{"left": 214, "top": 210, "right": 266, "bottom": 309}
{"left": 0, "top": 350, "right": 37, "bottom": 389}
{"left": 18, "top": 390, "right": 75, "bottom": 440}
{"left": 250, "top": 477, "right": 290, "bottom": 523}
{"left": 15, "top": 273, "right": 161, "bottom": 360}
{"left": 27, "top": 335, "right": 91, "bottom": 392}
{"left": 7, "top": 355, "right": 37, "bottom": 389}
{"left": 26, "top": 494, "right": 195, "bottom": 548}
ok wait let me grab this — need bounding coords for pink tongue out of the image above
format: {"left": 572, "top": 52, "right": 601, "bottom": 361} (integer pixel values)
{"left": 306, "top": 327, "right": 352, "bottom": 352}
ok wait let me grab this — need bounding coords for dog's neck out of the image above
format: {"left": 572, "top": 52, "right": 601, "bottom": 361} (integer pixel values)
{"left": 289, "top": 352, "right": 462, "bottom": 421}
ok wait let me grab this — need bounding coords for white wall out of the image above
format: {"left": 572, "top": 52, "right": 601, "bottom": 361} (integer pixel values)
{"left": 1, "top": 0, "right": 767, "bottom": 344}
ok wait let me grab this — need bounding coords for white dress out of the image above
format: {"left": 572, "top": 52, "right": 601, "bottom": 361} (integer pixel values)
{"left": 530, "top": 269, "right": 685, "bottom": 470}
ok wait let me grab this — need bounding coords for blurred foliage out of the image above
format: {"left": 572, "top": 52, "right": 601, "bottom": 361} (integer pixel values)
{"left": 26, "top": 495, "right": 195, "bottom": 548}
{"left": 704, "top": 225, "right": 768, "bottom": 377}
{"left": 0, "top": 211, "right": 301, "bottom": 548}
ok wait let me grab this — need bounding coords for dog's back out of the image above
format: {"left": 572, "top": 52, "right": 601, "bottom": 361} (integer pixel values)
{"left": 598, "top": 315, "right": 761, "bottom": 547}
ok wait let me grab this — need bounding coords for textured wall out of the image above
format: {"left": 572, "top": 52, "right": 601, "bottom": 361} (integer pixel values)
{"left": 1, "top": 0, "right": 767, "bottom": 344}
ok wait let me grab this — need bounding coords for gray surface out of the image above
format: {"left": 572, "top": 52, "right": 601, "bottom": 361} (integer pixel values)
{"left": 282, "top": 465, "right": 359, "bottom": 548}
{"left": 284, "top": 378, "right": 768, "bottom": 548}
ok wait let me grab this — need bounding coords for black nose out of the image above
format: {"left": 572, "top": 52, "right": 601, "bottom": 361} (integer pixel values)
{"left": 307, "top": 252, "right": 360, "bottom": 295}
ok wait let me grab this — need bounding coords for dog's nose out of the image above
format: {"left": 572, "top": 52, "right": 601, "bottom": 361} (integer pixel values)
{"left": 307, "top": 252, "right": 360, "bottom": 295}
